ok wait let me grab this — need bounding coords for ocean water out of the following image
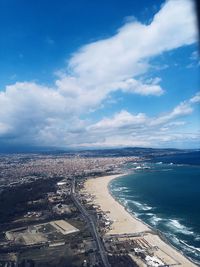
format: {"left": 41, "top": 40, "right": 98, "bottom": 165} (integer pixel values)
{"left": 109, "top": 154, "right": 200, "bottom": 264}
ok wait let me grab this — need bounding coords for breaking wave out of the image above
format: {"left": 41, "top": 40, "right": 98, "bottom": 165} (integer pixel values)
{"left": 131, "top": 200, "right": 153, "bottom": 211}
{"left": 111, "top": 186, "right": 129, "bottom": 192}
{"left": 169, "top": 235, "right": 200, "bottom": 261}
{"left": 166, "top": 219, "right": 194, "bottom": 236}
{"left": 148, "top": 215, "right": 163, "bottom": 226}
{"left": 180, "top": 240, "right": 200, "bottom": 254}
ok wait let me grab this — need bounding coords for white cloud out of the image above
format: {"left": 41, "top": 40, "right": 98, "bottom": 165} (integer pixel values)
{"left": 190, "top": 51, "right": 199, "bottom": 61}
{"left": 85, "top": 93, "right": 200, "bottom": 148}
{"left": 190, "top": 92, "right": 200, "bottom": 103}
{"left": 0, "top": 82, "right": 86, "bottom": 145}
{"left": 89, "top": 110, "right": 147, "bottom": 132}
{"left": 150, "top": 102, "right": 193, "bottom": 126}
{"left": 0, "top": 122, "right": 11, "bottom": 135}
{"left": 0, "top": 82, "right": 199, "bottom": 147}
{"left": 187, "top": 50, "right": 200, "bottom": 68}
{"left": 110, "top": 78, "right": 164, "bottom": 96}
{"left": 63, "top": 0, "right": 197, "bottom": 102}
{"left": 90, "top": 94, "right": 198, "bottom": 132}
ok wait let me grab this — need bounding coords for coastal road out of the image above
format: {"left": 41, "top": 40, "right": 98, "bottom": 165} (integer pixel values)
{"left": 71, "top": 178, "right": 111, "bottom": 267}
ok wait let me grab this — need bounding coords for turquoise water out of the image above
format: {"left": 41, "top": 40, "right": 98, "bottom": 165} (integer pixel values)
{"left": 109, "top": 162, "right": 200, "bottom": 264}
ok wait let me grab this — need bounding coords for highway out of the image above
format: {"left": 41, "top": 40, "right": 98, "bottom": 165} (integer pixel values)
{"left": 71, "top": 178, "right": 111, "bottom": 267}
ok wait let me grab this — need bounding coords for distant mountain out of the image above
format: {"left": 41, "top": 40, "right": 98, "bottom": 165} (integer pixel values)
{"left": 1, "top": 144, "right": 198, "bottom": 159}
{"left": 74, "top": 147, "right": 199, "bottom": 158}
{"left": 0, "top": 144, "right": 62, "bottom": 154}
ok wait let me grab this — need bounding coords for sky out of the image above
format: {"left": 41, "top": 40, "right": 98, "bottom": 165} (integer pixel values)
{"left": 0, "top": 0, "right": 199, "bottom": 150}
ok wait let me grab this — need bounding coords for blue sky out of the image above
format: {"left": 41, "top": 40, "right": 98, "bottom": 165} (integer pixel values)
{"left": 0, "top": 0, "right": 199, "bottom": 149}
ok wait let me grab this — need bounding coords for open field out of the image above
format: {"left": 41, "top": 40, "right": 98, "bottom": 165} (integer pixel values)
{"left": 6, "top": 220, "right": 79, "bottom": 245}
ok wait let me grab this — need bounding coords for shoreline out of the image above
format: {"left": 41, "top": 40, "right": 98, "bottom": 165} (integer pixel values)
{"left": 107, "top": 173, "right": 155, "bottom": 233}
{"left": 107, "top": 175, "right": 197, "bottom": 264}
{"left": 83, "top": 173, "right": 197, "bottom": 267}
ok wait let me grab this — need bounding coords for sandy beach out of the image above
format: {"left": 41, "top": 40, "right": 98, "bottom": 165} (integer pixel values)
{"left": 83, "top": 174, "right": 197, "bottom": 267}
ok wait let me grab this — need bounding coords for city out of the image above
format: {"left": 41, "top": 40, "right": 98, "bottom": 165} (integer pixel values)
{"left": 0, "top": 151, "right": 197, "bottom": 266}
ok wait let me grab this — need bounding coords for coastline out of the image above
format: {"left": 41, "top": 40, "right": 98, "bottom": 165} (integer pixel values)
{"left": 83, "top": 173, "right": 197, "bottom": 267}
{"left": 107, "top": 175, "right": 197, "bottom": 264}
{"left": 107, "top": 173, "right": 155, "bottom": 233}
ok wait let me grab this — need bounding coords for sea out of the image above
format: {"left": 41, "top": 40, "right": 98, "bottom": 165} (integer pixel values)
{"left": 109, "top": 151, "right": 200, "bottom": 264}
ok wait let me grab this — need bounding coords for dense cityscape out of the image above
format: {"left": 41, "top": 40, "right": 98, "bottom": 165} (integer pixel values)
{"left": 0, "top": 153, "right": 136, "bottom": 266}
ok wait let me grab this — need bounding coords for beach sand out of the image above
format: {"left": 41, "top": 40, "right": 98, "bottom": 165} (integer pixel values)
{"left": 83, "top": 174, "right": 197, "bottom": 267}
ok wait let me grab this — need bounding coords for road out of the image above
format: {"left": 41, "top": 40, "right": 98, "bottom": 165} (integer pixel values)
{"left": 71, "top": 178, "right": 111, "bottom": 267}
